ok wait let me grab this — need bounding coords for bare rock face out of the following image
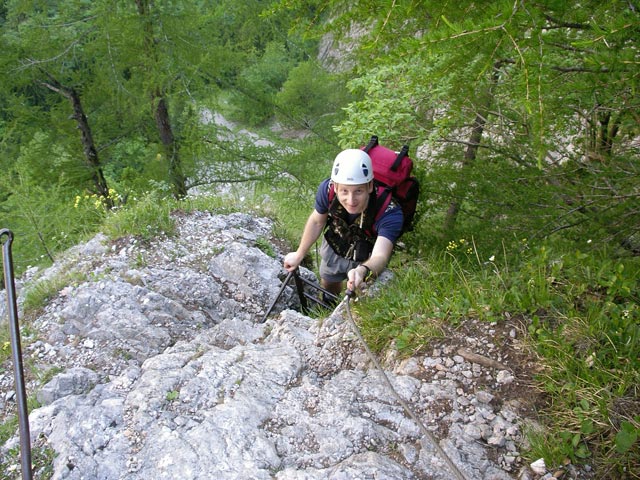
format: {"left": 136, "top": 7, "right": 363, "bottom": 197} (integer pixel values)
{"left": 1, "top": 211, "right": 534, "bottom": 479}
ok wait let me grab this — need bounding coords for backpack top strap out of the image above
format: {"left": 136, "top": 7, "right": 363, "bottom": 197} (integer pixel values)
{"left": 391, "top": 145, "right": 409, "bottom": 172}
{"left": 363, "top": 135, "right": 379, "bottom": 153}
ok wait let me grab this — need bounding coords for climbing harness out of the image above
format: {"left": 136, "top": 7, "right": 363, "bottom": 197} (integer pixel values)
{"left": 1, "top": 229, "right": 33, "bottom": 480}
{"left": 341, "top": 290, "right": 468, "bottom": 480}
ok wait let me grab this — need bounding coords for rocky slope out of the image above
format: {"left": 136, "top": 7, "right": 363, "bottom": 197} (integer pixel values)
{"left": 0, "top": 210, "right": 571, "bottom": 479}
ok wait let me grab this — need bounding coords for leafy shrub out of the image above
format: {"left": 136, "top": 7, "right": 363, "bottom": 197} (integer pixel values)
{"left": 275, "top": 61, "right": 351, "bottom": 131}
{"left": 103, "top": 191, "right": 176, "bottom": 242}
{"left": 229, "top": 42, "right": 295, "bottom": 126}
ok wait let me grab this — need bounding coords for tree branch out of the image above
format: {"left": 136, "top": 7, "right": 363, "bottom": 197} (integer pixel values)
{"left": 551, "top": 66, "right": 612, "bottom": 73}
{"left": 543, "top": 14, "right": 592, "bottom": 30}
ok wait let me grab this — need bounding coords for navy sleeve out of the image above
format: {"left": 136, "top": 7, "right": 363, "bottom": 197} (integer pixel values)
{"left": 375, "top": 203, "right": 404, "bottom": 243}
{"left": 314, "top": 178, "right": 332, "bottom": 214}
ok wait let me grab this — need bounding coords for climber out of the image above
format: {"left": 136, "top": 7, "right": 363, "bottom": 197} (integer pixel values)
{"left": 283, "top": 149, "right": 403, "bottom": 302}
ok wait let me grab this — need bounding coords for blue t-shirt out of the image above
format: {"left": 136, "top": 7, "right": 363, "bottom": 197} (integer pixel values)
{"left": 314, "top": 179, "right": 403, "bottom": 243}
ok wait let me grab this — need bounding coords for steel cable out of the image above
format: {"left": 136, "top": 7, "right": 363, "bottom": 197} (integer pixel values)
{"left": 340, "top": 295, "right": 469, "bottom": 480}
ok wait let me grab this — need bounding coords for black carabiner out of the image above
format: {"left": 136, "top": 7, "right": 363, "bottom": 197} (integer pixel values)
{"left": 1, "top": 229, "right": 33, "bottom": 480}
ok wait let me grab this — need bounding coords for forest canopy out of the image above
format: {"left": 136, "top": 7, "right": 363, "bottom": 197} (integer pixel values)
{"left": 1, "top": 0, "right": 637, "bottom": 271}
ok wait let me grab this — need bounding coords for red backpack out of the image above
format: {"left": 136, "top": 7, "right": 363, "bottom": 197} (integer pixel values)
{"left": 329, "top": 135, "right": 420, "bottom": 236}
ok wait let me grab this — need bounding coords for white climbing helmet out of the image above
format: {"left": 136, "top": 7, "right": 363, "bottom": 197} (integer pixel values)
{"left": 330, "top": 149, "right": 374, "bottom": 185}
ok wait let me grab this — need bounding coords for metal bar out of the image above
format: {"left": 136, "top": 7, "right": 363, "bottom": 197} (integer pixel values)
{"left": 260, "top": 269, "right": 294, "bottom": 323}
{"left": 293, "top": 274, "right": 338, "bottom": 302}
{"left": 301, "top": 292, "right": 334, "bottom": 310}
{"left": 1, "top": 229, "right": 33, "bottom": 480}
{"left": 292, "top": 270, "right": 308, "bottom": 313}
{"left": 261, "top": 268, "right": 340, "bottom": 321}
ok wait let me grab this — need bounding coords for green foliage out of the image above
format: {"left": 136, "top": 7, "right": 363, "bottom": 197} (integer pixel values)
{"left": 32, "top": 444, "right": 56, "bottom": 479}
{"left": 354, "top": 262, "right": 446, "bottom": 354}
{"left": 102, "top": 137, "right": 161, "bottom": 196}
{"left": 320, "top": 0, "right": 640, "bottom": 247}
{"left": 250, "top": 138, "right": 342, "bottom": 253}
{"left": 0, "top": 442, "right": 55, "bottom": 480}
{"left": 0, "top": 413, "right": 17, "bottom": 449}
{"left": 229, "top": 42, "right": 296, "bottom": 126}
{"left": 102, "top": 192, "right": 176, "bottom": 242}
{"left": 522, "top": 248, "right": 640, "bottom": 475}
{"left": 616, "top": 421, "right": 639, "bottom": 455}
{"left": 0, "top": 325, "right": 10, "bottom": 367}
{"left": 334, "top": 63, "right": 432, "bottom": 148}
{"left": 165, "top": 390, "right": 179, "bottom": 402}
{"left": 255, "top": 237, "right": 276, "bottom": 258}
{"left": 0, "top": 172, "right": 107, "bottom": 276}
{"left": 275, "top": 61, "right": 351, "bottom": 131}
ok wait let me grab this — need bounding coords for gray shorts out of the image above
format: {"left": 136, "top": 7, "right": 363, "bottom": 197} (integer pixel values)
{"left": 319, "top": 238, "right": 360, "bottom": 283}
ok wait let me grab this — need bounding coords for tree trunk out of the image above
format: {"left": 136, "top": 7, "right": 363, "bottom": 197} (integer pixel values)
{"left": 442, "top": 109, "right": 489, "bottom": 233}
{"left": 154, "top": 95, "right": 187, "bottom": 199}
{"left": 41, "top": 76, "right": 113, "bottom": 209}
{"left": 442, "top": 61, "right": 507, "bottom": 234}
{"left": 136, "top": 0, "right": 187, "bottom": 200}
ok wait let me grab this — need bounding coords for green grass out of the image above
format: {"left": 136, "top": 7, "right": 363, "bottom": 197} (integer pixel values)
{"left": 22, "top": 270, "right": 88, "bottom": 313}
{"left": 350, "top": 236, "right": 639, "bottom": 478}
{"left": 102, "top": 191, "right": 177, "bottom": 242}
{"left": 0, "top": 444, "right": 55, "bottom": 480}
{"left": 0, "top": 412, "right": 18, "bottom": 446}
{"left": 0, "top": 325, "right": 10, "bottom": 367}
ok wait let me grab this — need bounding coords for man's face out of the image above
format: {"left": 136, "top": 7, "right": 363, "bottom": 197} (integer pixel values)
{"left": 335, "top": 182, "right": 373, "bottom": 215}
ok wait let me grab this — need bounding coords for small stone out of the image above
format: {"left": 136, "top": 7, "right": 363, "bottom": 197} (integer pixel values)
{"left": 496, "top": 370, "right": 515, "bottom": 385}
{"left": 530, "top": 458, "right": 546, "bottom": 475}
{"left": 476, "top": 390, "right": 494, "bottom": 404}
{"left": 488, "top": 434, "right": 506, "bottom": 447}
{"left": 464, "top": 424, "right": 482, "bottom": 440}
{"left": 396, "top": 357, "right": 420, "bottom": 375}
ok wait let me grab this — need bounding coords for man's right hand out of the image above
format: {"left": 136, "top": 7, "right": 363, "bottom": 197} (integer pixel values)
{"left": 283, "top": 252, "right": 302, "bottom": 272}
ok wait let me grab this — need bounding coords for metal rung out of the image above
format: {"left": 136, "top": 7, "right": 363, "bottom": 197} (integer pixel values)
{"left": 260, "top": 269, "right": 338, "bottom": 322}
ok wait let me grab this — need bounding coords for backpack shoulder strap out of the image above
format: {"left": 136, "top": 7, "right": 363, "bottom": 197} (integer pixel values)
{"left": 373, "top": 183, "right": 393, "bottom": 223}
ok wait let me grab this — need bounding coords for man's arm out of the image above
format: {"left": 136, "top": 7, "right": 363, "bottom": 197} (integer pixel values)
{"left": 346, "top": 236, "right": 394, "bottom": 292}
{"left": 283, "top": 210, "right": 328, "bottom": 272}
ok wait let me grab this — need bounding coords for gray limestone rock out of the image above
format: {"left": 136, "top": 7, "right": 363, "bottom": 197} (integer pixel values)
{"left": 2, "top": 212, "right": 529, "bottom": 479}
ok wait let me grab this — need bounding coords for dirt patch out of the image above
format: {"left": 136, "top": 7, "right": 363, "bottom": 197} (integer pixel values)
{"left": 430, "top": 314, "right": 549, "bottom": 416}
